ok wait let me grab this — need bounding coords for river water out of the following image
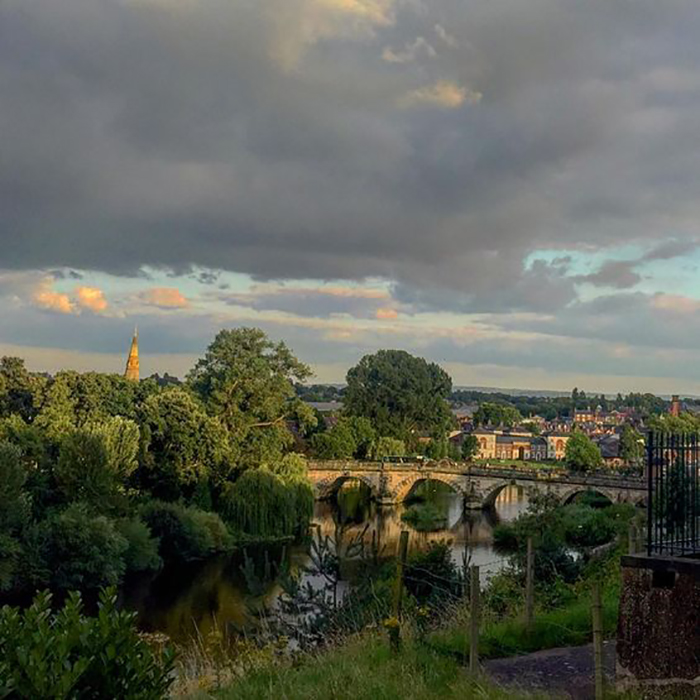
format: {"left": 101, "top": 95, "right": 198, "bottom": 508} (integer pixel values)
{"left": 124, "top": 483, "right": 529, "bottom": 644}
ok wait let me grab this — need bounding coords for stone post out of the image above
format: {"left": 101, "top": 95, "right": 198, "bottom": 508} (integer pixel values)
{"left": 617, "top": 554, "right": 700, "bottom": 696}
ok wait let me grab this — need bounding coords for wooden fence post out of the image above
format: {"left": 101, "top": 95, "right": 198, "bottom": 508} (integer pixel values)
{"left": 525, "top": 536, "right": 534, "bottom": 632}
{"left": 469, "top": 564, "right": 480, "bottom": 675}
{"left": 591, "top": 582, "right": 604, "bottom": 700}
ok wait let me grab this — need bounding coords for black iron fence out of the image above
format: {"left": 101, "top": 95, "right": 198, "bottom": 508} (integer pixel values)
{"left": 647, "top": 431, "right": 700, "bottom": 557}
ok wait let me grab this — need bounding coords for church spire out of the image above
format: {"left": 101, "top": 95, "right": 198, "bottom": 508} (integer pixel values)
{"left": 124, "top": 327, "right": 139, "bottom": 382}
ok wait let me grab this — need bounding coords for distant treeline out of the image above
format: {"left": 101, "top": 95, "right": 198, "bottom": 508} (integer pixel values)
{"left": 295, "top": 383, "right": 676, "bottom": 421}
{"left": 450, "top": 389, "right": 671, "bottom": 420}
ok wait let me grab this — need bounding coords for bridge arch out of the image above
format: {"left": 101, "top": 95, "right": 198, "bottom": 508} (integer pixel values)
{"left": 483, "top": 480, "right": 527, "bottom": 508}
{"left": 392, "top": 474, "right": 464, "bottom": 503}
{"left": 315, "top": 474, "right": 376, "bottom": 501}
{"left": 559, "top": 487, "right": 617, "bottom": 506}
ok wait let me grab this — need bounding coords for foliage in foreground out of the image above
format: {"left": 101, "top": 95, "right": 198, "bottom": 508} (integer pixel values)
{"left": 0, "top": 588, "right": 175, "bottom": 700}
{"left": 215, "top": 633, "right": 548, "bottom": 700}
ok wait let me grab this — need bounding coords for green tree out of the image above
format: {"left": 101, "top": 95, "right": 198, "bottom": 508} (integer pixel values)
{"left": 310, "top": 422, "right": 357, "bottom": 459}
{"left": 461, "top": 434, "right": 479, "bottom": 461}
{"left": 472, "top": 402, "right": 522, "bottom": 428}
{"left": 344, "top": 350, "right": 453, "bottom": 443}
{"left": 86, "top": 416, "right": 140, "bottom": 480}
{"left": 0, "top": 357, "right": 44, "bottom": 422}
{"left": 38, "top": 504, "right": 128, "bottom": 592}
{"left": 564, "top": 432, "right": 602, "bottom": 472}
{"left": 0, "top": 442, "right": 31, "bottom": 592}
{"left": 188, "top": 328, "right": 311, "bottom": 468}
{"left": 619, "top": 425, "right": 644, "bottom": 467}
{"left": 54, "top": 431, "right": 118, "bottom": 505}
{"left": 370, "top": 436, "right": 406, "bottom": 460}
{"left": 138, "top": 389, "right": 231, "bottom": 500}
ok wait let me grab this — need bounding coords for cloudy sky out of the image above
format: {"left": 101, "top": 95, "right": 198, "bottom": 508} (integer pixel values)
{"left": 3, "top": 0, "right": 700, "bottom": 392}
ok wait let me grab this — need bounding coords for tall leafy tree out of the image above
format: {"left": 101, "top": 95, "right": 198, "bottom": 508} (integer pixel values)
{"left": 187, "top": 328, "right": 311, "bottom": 467}
{"left": 619, "top": 424, "right": 644, "bottom": 467}
{"left": 564, "top": 432, "right": 602, "bottom": 472}
{"left": 138, "top": 388, "right": 231, "bottom": 500}
{"left": 472, "top": 402, "right": 522, "bottom": 428}
{"left": 0, "top": 357, "right": 45, "bottom": 422}
{"left": 343, "top": 350, "right": 453, "bottom": 442}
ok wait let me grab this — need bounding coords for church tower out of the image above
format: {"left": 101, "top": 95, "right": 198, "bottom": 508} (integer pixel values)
{"left": 124, "top": 328, "right": 139, "bottom": 382}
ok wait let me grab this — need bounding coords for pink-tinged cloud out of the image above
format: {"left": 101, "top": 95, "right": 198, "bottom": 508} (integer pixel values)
{"left": 651, "top": 293, "right": 700, "bottom": 314}
{"left": 139, "top": 287, "right": 189, "bottom": 308}
{"left": 33, "top": 286, "right": 74, "bottom": 314}
{"left": 375, "top": 307, "right": 399, "bottom": 319}
{"left": 76, "top": 286, "right": 108, "bottom": 313}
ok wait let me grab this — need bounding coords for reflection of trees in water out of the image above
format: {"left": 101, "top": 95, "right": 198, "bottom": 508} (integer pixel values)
{"left": 127, "top": 485, "right": 531, "bottom": 644}
{"left": 314, "top": 483, "right": 529, "bottom": 557}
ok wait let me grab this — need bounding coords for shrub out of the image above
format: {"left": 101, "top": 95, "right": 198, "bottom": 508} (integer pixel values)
{"left": 560, "top": 505, "right": 617, "bottom": 548}
{"left": 404, "top": 541, "right": 462, "bottom": 606}
{"left": 115, "top": 518, "right": 162, "bottom": 573}
{"left": 0, "top": 588, "right": 175, "bottom": 699}
{"left": 140, "top": 501, "right": 233, "bottom": 562}
{"left": 38, "top": 504, "right": 128, "bottom": 593}
{"left": 400, "top": 503, "right": 448, "bottom": 532}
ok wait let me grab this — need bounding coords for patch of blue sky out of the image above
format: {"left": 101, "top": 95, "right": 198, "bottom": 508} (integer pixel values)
{"left": 526, "top": 245, "right": 700, "bottom": 299}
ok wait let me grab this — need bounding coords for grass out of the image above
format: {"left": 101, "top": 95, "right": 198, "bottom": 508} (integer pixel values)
{"left": 210, "top": 633, "right": 552, "bottom": 700}
{"left": 428, "top": 585, "right": 619, "bottom": 660}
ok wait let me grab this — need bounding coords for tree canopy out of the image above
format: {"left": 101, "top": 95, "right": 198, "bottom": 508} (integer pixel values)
{"left": 188, "top": 328, "right": 312, "bottom": 467}
{"left": 564, "top": 432, "right": 602, "bottom": 472}
{"left": 343, "top": 350, "right": 453, "bottom": 443}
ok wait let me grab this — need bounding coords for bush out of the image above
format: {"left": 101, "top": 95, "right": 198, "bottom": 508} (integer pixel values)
{"left": 140, "top": 501, "right": 233, "bottom": 563}
{"left": 400, "top": 503, "right": 448, "bottom": 532}
{"left": 39, "top": 504, "right": 128, "bottom": 593}
{"left": 560, "top": 505, "right": 617, "bottom": 548}
{"left": 115, "top": 518, "right": 162, "bottom": 573}
{"left": 405, "top": 541, "right": 462, "bottom": 606}
{"left": 0, "top": 588, "right": 175, "bottom": 699}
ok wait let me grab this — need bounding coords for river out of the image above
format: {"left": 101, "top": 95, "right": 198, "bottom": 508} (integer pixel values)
{"left": 124, "top": 483, "right": 530, "bottom": 644}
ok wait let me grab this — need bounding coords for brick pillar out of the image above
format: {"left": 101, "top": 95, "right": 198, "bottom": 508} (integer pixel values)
{"left": 617, "top": 554, "right": 700, "bottom": 696}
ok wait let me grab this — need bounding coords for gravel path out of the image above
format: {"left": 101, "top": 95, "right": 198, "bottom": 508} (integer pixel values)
{"left": 483, "top": 641, "right": 616, "bottom": 699}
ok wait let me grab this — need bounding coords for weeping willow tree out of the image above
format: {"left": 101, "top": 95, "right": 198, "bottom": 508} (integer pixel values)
{"left": 220, "top": 454, "right": 314, "bottom": 539}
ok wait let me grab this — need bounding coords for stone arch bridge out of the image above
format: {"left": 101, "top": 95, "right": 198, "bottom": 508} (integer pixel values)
{"left": 307, "top": 460, "right": 647, "bottom": 509}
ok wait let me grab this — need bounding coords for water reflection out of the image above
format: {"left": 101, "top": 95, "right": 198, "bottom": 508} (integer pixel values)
{"left": 125, "top": 482, "right": 528, "bottom": 644}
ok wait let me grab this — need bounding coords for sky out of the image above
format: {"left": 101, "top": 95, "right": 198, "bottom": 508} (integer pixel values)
{"left": 3, "top": 0, "right": 700, "bottom": 393}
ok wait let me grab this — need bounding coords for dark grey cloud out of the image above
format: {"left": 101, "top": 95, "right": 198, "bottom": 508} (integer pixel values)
{"left": 2, "top": 0, "right": 700, "bottom": 315}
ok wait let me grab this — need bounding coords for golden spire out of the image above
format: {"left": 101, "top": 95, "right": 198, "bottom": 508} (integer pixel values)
{"left": 124, "top": 326, "right": 139, "bottom": 382}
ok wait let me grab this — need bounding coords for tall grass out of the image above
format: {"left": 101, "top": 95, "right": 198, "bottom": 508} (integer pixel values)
{"left": 212, "top": 633, "right": 550, "bottom": 700}
{"left": 428, "top": 584, "right": 619, "bottom": 660}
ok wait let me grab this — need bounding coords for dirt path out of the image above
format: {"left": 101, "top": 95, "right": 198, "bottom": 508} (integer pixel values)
{"left": 483, "top": 641, "right": 616, "bottom": 699}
